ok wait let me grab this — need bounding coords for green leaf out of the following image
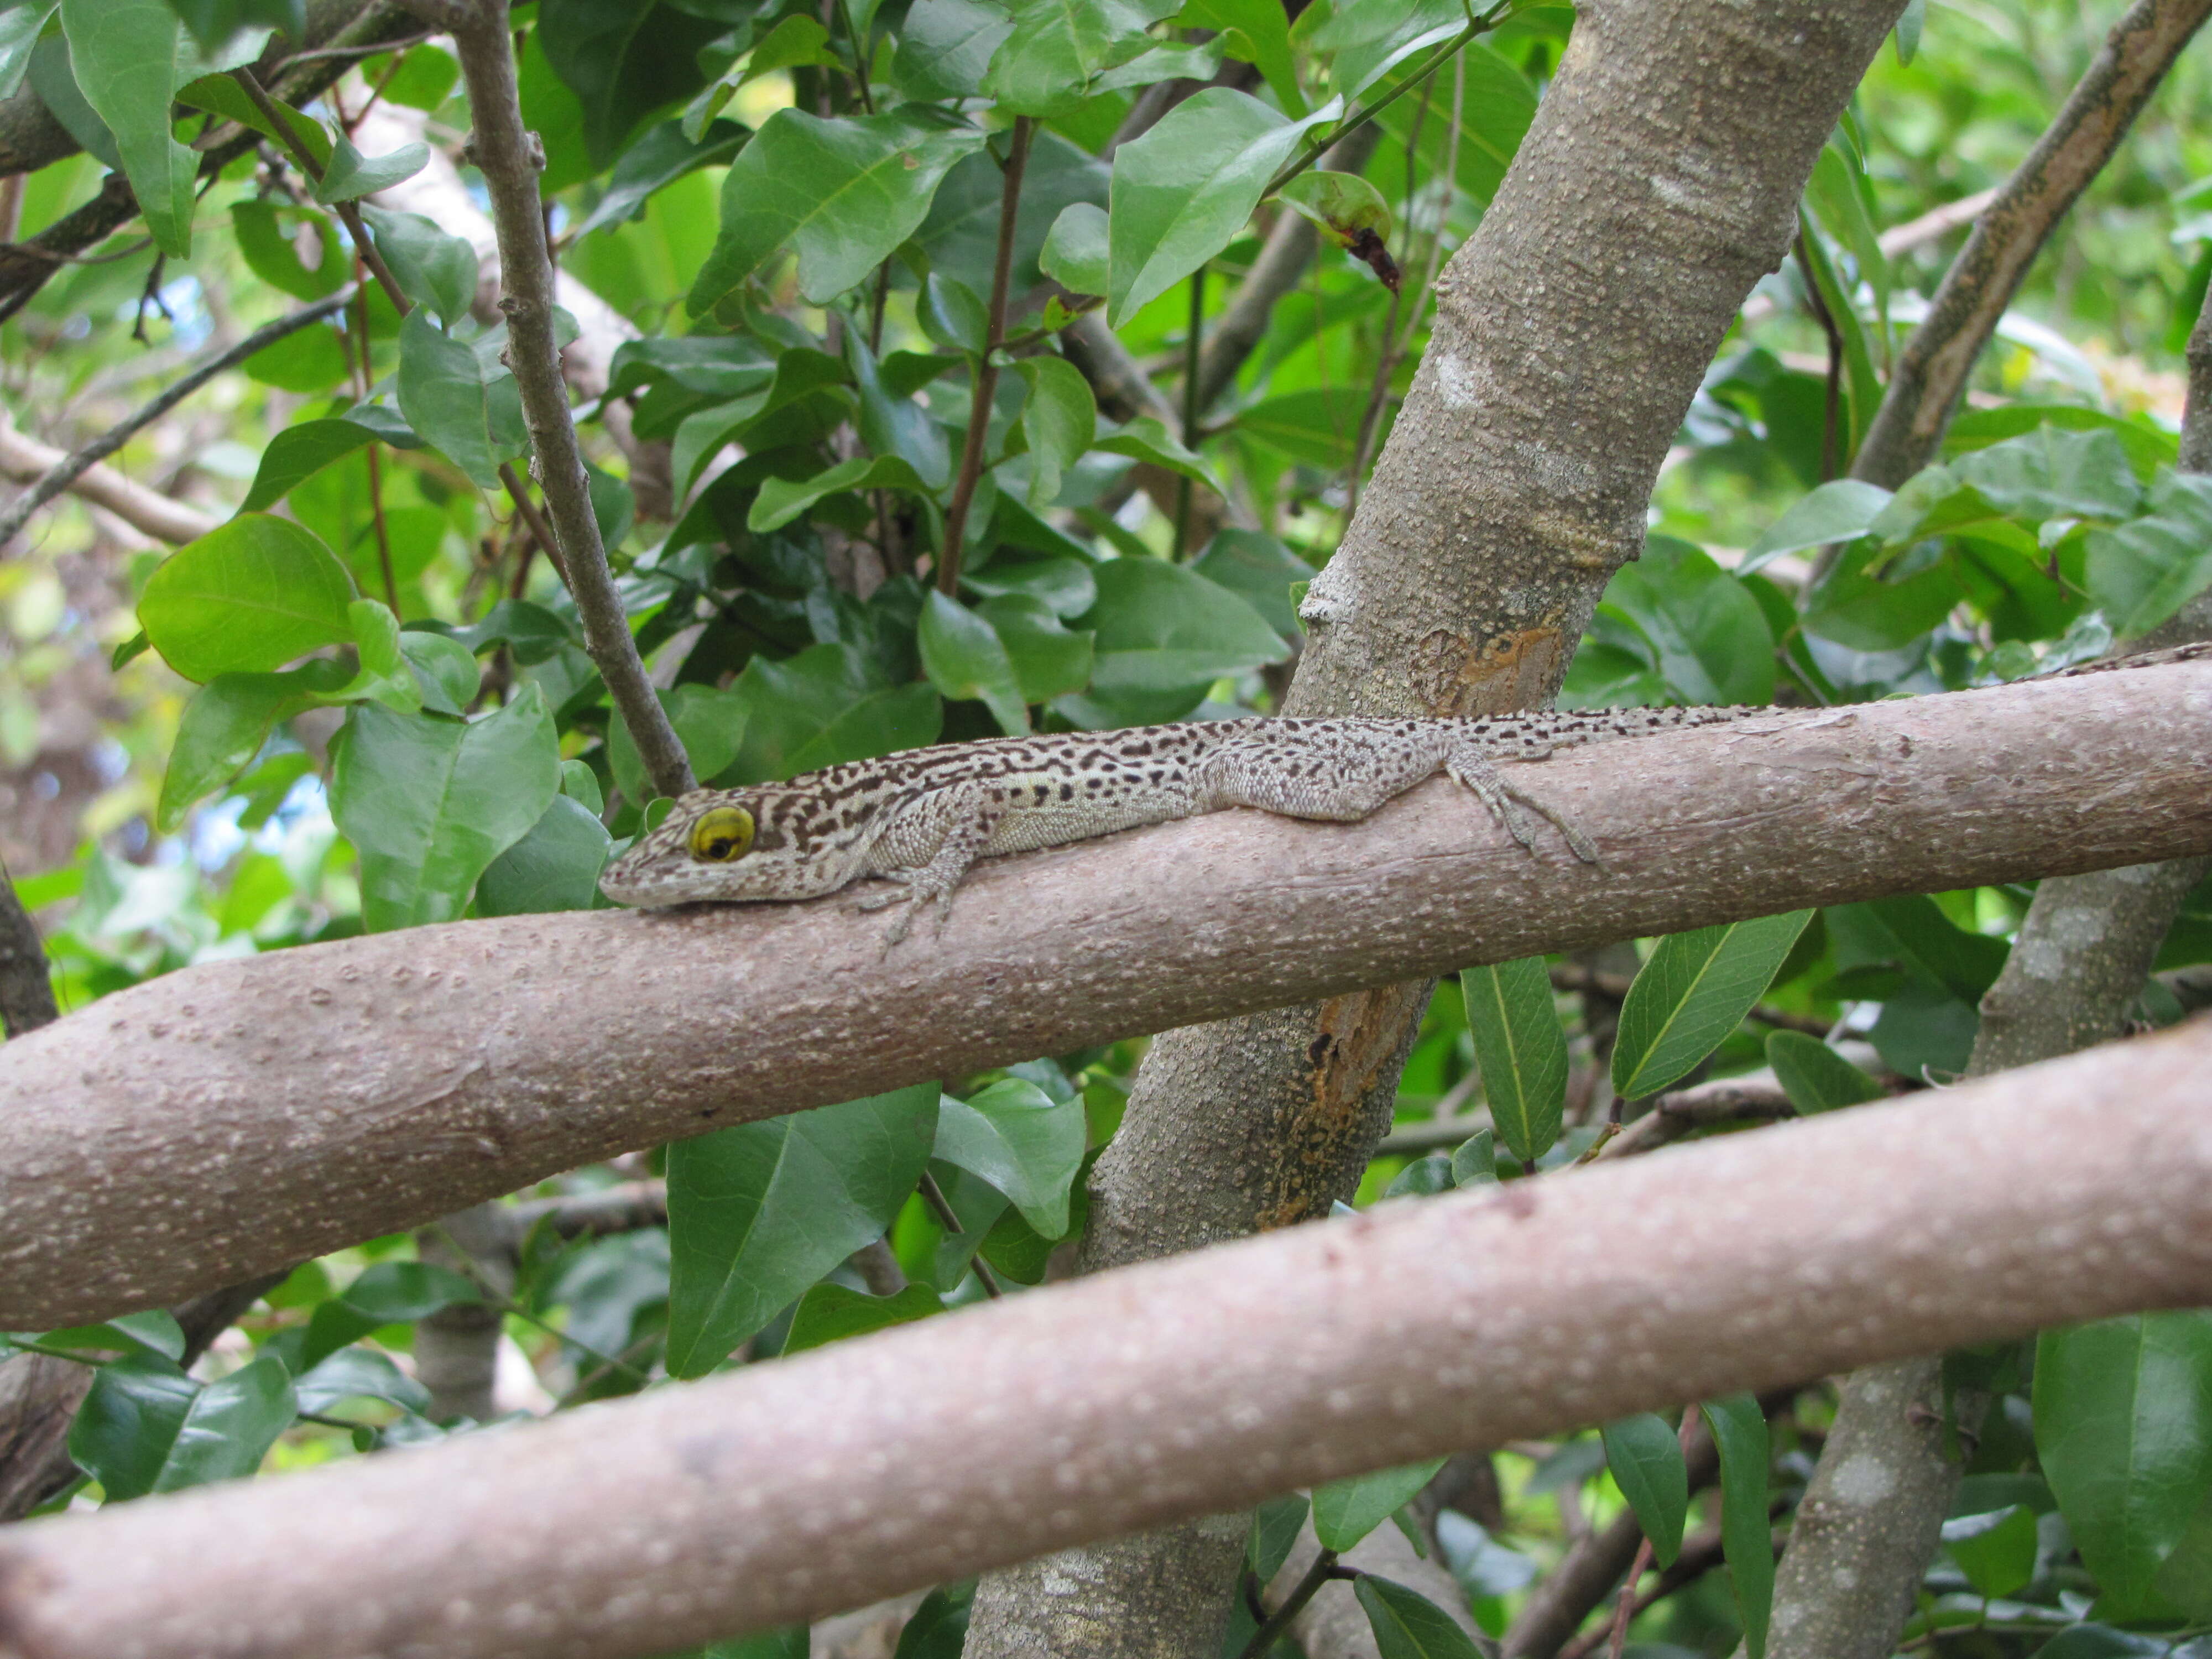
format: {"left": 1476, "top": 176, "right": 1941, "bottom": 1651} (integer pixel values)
{"left": 933, "top": 1078, "right": 1087, "bottom": 1238}
{"left": 59, "top": 0, "right": 196, "bottom": 255}
{"left": 476, "top": 794, "right": 614, "bottom": 916}
{"left": 1177, "top": 0, "right": 1303, "bottom": 112}
{"left": 851, "top": 333, "right": 951, "bottom": 489}
{"left": 156, "top": 663, "right": 346, "bottom": 830}
{"left": 1764, "top": 1030, "right": 1882, "bottom": 1115}
{"left": 166, "top": 0, "right": 299, "bottom": 49}
{"left": 240, "top": 417, "right": 380, "bottom": 513}
{"left": 330, "top": 686, "right": 561, "bottom": 931}
{"left": 70, "top": 1354, "right": 295, "bottom": 1501}
{"left": 397, "top": 310, "right": 510, "bottom": 489}
{"left": 174, "top": 69, "right": 327, "bottom": 168}
{"left": 606, "top": 682, "right": 749, "bottom": 808}
{"left": 2085, "top": 468, "right": 2212, "bottom": 638}
{"left": 1107, "top": 87, "right": 1337, "bottom": 325}
{"left": 293, "top": 1346, "right": 430, "bottom": 1417}
{"left": 685, "top": 17, "right": 833, "bottom": 138}
{"left": 1352, "top": 1575, "right": 1484, "bottom": 1659}
{"left": 28, "top": 1311, "right": 186, "bottom": 1362}
{"left": 1460, "top": 958, "right": 1566, "bottom": 1167}
{"left": 919, "top": 587, "right": 1029, "bottom": 734}
{"left": 1805, "top": 140, "right": 1886, "bottom": 341}
{"left": 915, "top": 130, "right": 1110, "bottom": 298}
{"left": 1449, "top": 1130, "right": 1494, "bottom": 1187}
{"left": 984, "top": 0, "right": 1181, "bottom": 115}
{"left": 1040, "top": 201, "right": 1110, "bottom": 296}
{"left": 360, "top": 206, "right": 479, "bottom": 326}
{"left": 1613, "top": 911, "right": 1815, "bottom": 1100}
{"left": 1862, "top": 894, "right": 2007, "bottom": 1005}
{"left": 400, "top": 629, "right": 481, "bottom": 714}
{"left": 1057, "top": 558, "right": 1285, "bottom": 724}
{"left": 0, "top": 3, "right": 56, "bottom": 104}
{"left": 1093, "top": 415, "right": 1222, "bottom": 491}
{"left": 980, "top": 594, "right": 1093, "bottom": 703}
{"left": 230, "top": 199, "right": 347, "bottom": 301}
{"left": 665, "top": 1084, "right": 940, "bottom": 1376}
{"left": 1603, "top": 1414, "right": 1688, "bottom": 1568}
{"left": 690, "top": 110, "right": 985, "bottom": 311}
{"left": 1800, "top": 535, "right": 1966, "bottom": 652}
{"left": 1307, "top": 0, "right": 1460, "bottom": 103}
{"left": 962, "top": 554, "right": 1097, "bottom": 618}
{"left": 781, "top": 1282, "right": 945, "bottom": 1356}
{"left": 243, "top": 321, "right": 353, "bottom": 393}
{"left": 1740, "top": 479, "right": 1892, "bottom": 573}
{"left": 1015, "top": 356, "right": 1097, "bottom": 508}
{"left": 1312, "top": 1456, "right": 1448, "bottom": 1552}
{"left": 536, "top": 0, "right": 724, "bottom": 163}
{"left": 299, "top": 1261, "right": 482, "bottom": 1370}
{"left": 1190, "top": 529, "right": 1310, "bottom": 640}
{"left": 1954, "top": 425, "right": 2141, "bottom": 524}
{"left": 748, "top": 455, "right": 929, "bottom": 533}
{"left": 577, "top": 116, "right": 748, "bottom": 236}
{"left": 919, "top": 272, "right": 991, "bottom": 353}
{"left": 1277, "top": 169, "right": 1391, "bottom": 249}
{"left": 893, "top": 0, "right": 1015, "bottom": 99}
{"left": 138, "top": 514, "right": 357, "bottom": 682}
{"left": 2035, "top": 1312, "right": 2212, "bottom": 1618}
{"left": 315, "top": 132, "right": 427, "bottom": 202}
{"left": 1700, "top": 1394, "right": 1773, "bottom": 1659}
{"left": 1251, "top": 1493, "right": 1312, "bottom": 1580}
{"left": 1599, "top": 539, "right": 1775, "bottom": 707}
{"left": 727, "top": 642, "right": 942, "bottom": 782}
{"left": 1940, "top": 1504, "right": 2038, "bottom": 1600}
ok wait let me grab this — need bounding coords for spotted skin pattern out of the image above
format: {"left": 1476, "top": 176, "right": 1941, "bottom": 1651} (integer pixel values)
{"left": 598, "top": 707, "right": 1762, "bottom": 942}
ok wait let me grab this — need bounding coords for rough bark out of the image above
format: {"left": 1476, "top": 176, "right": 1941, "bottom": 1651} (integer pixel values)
{"left": 970, "top": 0, "right": 1911, "bottom": 1647}
{"left": 3, "top": 658, "right": 2208, "bottom": 1329}
{"left": 1850, "top": 0, "right": 2212, "bottom": 488}
{"left": 5, "top": 1020, "right": 2212, "bottom": 1659}
{"left": 0, "top": 864, "right": 55, "bottom": 1039}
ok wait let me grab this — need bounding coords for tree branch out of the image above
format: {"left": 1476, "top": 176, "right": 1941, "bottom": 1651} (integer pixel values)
{"left": 6, "top": 1018, "right": 2212, "bottom": 1659}
{"left": 0, "top": 862, "right": 58, "bottom": 1039}
{"left": 1, "top": 659, "right": 2208, "bottom": 1327}
{"left": 0, "top": 419, "right": 218, "bottom": 545}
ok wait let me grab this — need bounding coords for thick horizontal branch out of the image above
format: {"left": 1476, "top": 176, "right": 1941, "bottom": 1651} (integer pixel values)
{"left": 2, "top": 661, "right": 2209, "bottom": 1326}
{"left": 3, "top": 1019, "right": 2210, "bottom": 1659}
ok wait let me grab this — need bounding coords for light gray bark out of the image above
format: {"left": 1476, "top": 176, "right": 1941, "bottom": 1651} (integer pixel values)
{"left": 6, "top": 1021, "right": 2212, "bottom": 1659}
{"left": 969, "top": 0, "right": 1911, "bottom": 1648}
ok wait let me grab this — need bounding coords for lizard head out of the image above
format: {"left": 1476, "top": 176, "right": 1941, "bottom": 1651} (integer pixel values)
{"left": 598, "top": 785, "right": 869, "bottom": 907}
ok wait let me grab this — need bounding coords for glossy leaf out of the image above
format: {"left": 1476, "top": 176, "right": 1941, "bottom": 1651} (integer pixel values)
{"left": 980, "top": 594, "right": 1094, "bottom": 704}
{"left": 71, "top": 1353, "right": 294, "bottom": 1500}
{"left": 782, "top": 1282, "right": 945, "bottom": 1356}
{"left": 606, "top": 682, "right": 749, "bottom": 807}
{"left": 476, "top": 794, "right": 614, "bottom": 916}
{"left": 1600, "top": 540, "right": 1775, "bottom": 707}
{"left": 1700, "top": 1394, "right": 1773, "bottom": 1659}
{"left": 1178, "top": 0, "right": 1303, "bottom": 112}
{"left": 330, "top": 686, "right": 561, "bottom": 931}
{"left": 1040, "top": 201, "right": 1111, "bottom": 296}
{"left": 749, "top": 455, "right": 929, "bottom": 533}
{"left": 690, "top": 110, "right": 984, "bottom": 311}
{"left": 1093, "top": 415, "right": 1221, "bottom": 490}
{"left": 576, "top": 117, "right": 748, "bottom": 236}
{"left": 1940, "top": 1504, "right": 2038, "bottom": 1599}
{"left": 933, "top": 1078, "right": 1086, "bottom": 1238}
{"left": 727, "top": 643, "right": 943, "bottom": 782}
{"left": 916, "top": 131, "right": 1110, "bottom": 298}
{"left": 1352, "top": 1574, "right": 1485, "bottom": 1659}
{"left": 962, "top": 555, "right": 1097, "bottom": 618}
{"left": 1740, "top": 479, "right": 1892, "bottom": 573}
{"left": 1613, "top": 911, "right": 1814, "bottom": 1100}
{"left": 138, "top": 515, "right": 357, "bottom": 682}
{"left": 231, "top": 199, "right": 347, "bottom": 301}
{"left": 2085, "top": 469, "right": 2212, "bottom": 637}
{"left": 28, "top": 1311, "right": 185, "bottom": 1362}
{"left": 1057, "top": 558, "right": 1285, "bottom": 723}
{"left": 919, "top": 588, "right": 1029, "bottom": 734}
{"left": 315, "top": 133, "right": 427, "bottom": 202}
{"left": 851, "top": 333, "right": 951, "bottom": 489}
{"left": 1015, "top": 356, "right": 1097, "bottom": 508}
{"left": 1764, "top": 1031, "right": 1883, "bottom": 1114}
{"left": 894, "top": 0, "right": 1015, "bottom": 98}
{"left": 1107, "top": 88, "right": 1337, "bottom": 325}
{"left": 157, "top": 662, "right": 346, "bottom": 830}
{"left": 59, "top": 0, "right": 196, "bottom": 255}
{"left": 984, "top": 0, "right": 1180, "bottom": 115}
{"left": 1190, "top": 529, "right": 1310, "bottom": 640}
{"left": 360, "top": 206, "right": 479, "bottom": 326}
{"left": 397, "top": 310, "right": 509, "bottom": 489}
{"left": 293, "top": 1345, "right": 431, "bottom": 1417}
{"left": 0, "top": 2, "right": 55, "bottom": 103}
{"left": 1460, "top": 958, "right": 1567, "bottom": 1166}
{"left": 665, "top": 1084, "right": 940, "bottom": 1376}
{"left": 240, "top": 416, "right": 384, "bottom": 513}
{"left": 1449, "top": 1130, "right": 1495, "bottom": 1186}
{"left": 1312, "top": 1455, "right": 1449, "bottom": 1551}
{"left": 1250, "top": 1493, "right": 1311, "bottom": 1580}
{"left": 536, "top": 0, "right": 723, "bottom": 163}
{"left": 1953, "top": 425, "right": 2141, "bottom": 524}
{"left": 2036, "top": 1312, "right": 2212, "bottom": 1617}
{"left": 1603, "top": 1413, "right": 1688, "bottom": 1567}
{"left": 299, "top": 1261, "right": 483, "bottom": 1370}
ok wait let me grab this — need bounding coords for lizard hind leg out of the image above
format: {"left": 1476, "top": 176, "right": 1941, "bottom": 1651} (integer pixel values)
{"left": 1444, "top": 744, "right": 1603, "bottom": 865}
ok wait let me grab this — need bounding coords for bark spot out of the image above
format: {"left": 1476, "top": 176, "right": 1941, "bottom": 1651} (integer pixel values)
{"left": 1409, "top": 625, "right": 1571, "bottom": 716}
{"left": 1254, "top": 980, "right": 1433, "bottom": 1232}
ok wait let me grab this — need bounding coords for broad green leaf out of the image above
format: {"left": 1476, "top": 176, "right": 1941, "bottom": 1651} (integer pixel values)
{"left": 749, "top": 455, "right": 928, "bottom": 533}
{"left": 1352, "top": 1574, "right": 1484, "bottom": 1659}
{"left": 1178, "top": 0, "right": 1303, "bottom": 112}
{"left": 239, "top": 418, "right": 382, "bottom": 513}
{"left": 138, "top": 514, "right": 357, "bottom": 682}
{"left": 1278, "top": 169, "right": 1391, "bottom": 249}
{"left": 476, "top": 794, "right": 613, "bottom": 916}
{"left": 1449, "top": 1130, "right": 1494, "bottom": 1186}
{"left": 1312, "top": 1457, "right": 1449, "bottom": 1551}
{"left": 1307, "top": 0, "right": 1460, "bottom": 103}
{"left": 919, "top": 272, "right": 990, "bottom": 353}
{"left": 577, "top": 116, "right": 747, "bottom": 235}
{"left": 1014, "top": 355, "right": 1097, "bottom": 509}
{"left": 920, "top": 588, "right": 1029, "bottom": 734}
{"left": 728, "top": 643, "right": 943, "bottom": 783}
{"left": 894, "top": 0, "right": 1014, "bottom": 97}
{"left": 1238, "top": 385, "right": 1366, "bottom": 469}
{"left": 59, "top": 0, "right": 195, "bottom": 255}
{"left": 1603, "top": 1413, "right": 1688, "bottom": 1567}
{"left": 1092, "top": 415, "right": 1222, "bottom": 491}
{"left": 1190, "top": 529, "right": 1310, "bottom": 640}
{"left": 27, "top": 1311, "right": 185, "bottom": 1362}
{"left": 1764, "top": 1030, "right": 1882, "bottom": 1115}
{"left": 981, "top": 594, "right": 1093, "bottom": 704}
{"left": 242, "top": 322, "right": 353, "bottom": 393}
{"left": 1107, "top": 88, "right": 1337, "bottom": 325}
{"left": 782, "top": 1282, "right": 944, "bottom": 1356}
{"left": 1599, "top": 539, "right": 1775, "bottom": 707}
{"left": 1057, "top": 558, "right": 1286, "bottom": 724}
{"left": 1383, "top": 1153, "right": 1452, "bottom": 1198}
{"left": 1954, "top": 425, "right": 2141, "bottom": 524}
{"left": 299, "top": 1261, "right": 482, "bottom": 1370}
{"left": 166, "top": 0, "right": 298, "bottom": 48}
{"left": 400, "top": 630, "right": 481, "bottom": 715}
{"left": 0, "top": 2, "right": 55, "bottom": 103}
{"left": 1800, "top": 535, "right": 1968, "bottom": 652}
{"left": 1805, "top": 140, "right": 1886, "bottom": 338}
{"left": 1460, "top": 958, "right": 1567, "bottom": 1166}
{"left": 360, "top": 206, "right": 479, "bottom": 326}
{"left": 315, "top": 132, "right": 427, "bottom": 202}
{"left": 984, "top": 0, "right": 1180, "bottom": 115}
{"left": 1793, "top": 218, "right": 1880, "bottom": 450}
{"left": 933, "top": 1078, "right": 1086, "bottom": 1237}
{"left": 70, "top": 1354, "right": 294, "bottom": 1500}
{"left": 1700, "top": 1394, "right": 1773, "bottom": 1659}
{"left": 851, "top": 333, "right": 951, "bottom": 489}
{"left": 607, "top": 682, "right": 749, "bottom": 807}
{"left": 1740, "top": 479, "right": 1892, "bottom": 573}
{"left": 230, "top": 199, "right": 347, "bottom": 301}
{"left": 1613, "top": 911, "right": 1815, "bottom": 1099}
{"left": 915, "top": 129, "right": 1110, "bottom": 298}
{"left": 330, "top": 686, "right": 561, "bottom": 931}
{"left": 1863, "top": 894, "right": 2007, "bottom": 1004}
{"left": 665, "top": 1084, "right": 940, "bottom": 1376}
{"left": 293, "top": 1346, "right": 430, "bottom": 1416}
{"left": 2085, "top": 468, "right": 2212, "bottom": 637}
{"left": 29, "top": 32, "right": 118, "bottom": 171}
{"left": 690, "top": 110, "right": 985, "bottom": 311}
{"left": 962, "top": 554, "right": 1097, "bottom": 618}
{"left": 889, "top": 1584, "right": 971, "bottom": 1659}
{"left": 397, "top": 310, "right": 509, "bottom": 489}
{"left": 1250, "top": 1494, "right": 1312, "bottom": 1581}
{"left": 1040, "top": 201, "right": 1110, "bottom": 296}
{"left": 1945, "top": 404, "right": 2175, "bottom": 480}
{"left": 685, "top": 17, "right": 833, "bottom": 138}
{"left": 1940, "top": 1504, "right": 2037, "bottom": 1599}
{"left": 173, "top": 69, "right": 327, "bottom": 168}
{"left": 2036, "top": 1312, "right": 2212, "bottom": 1617}
{"left": 536, "top": 0, "right": 723, "bottom": 163}
{"left": 157, "top": 662, "right": 347, "bottom": 830}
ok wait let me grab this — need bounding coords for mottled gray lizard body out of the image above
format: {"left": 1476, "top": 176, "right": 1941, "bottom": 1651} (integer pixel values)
{"left": 599, "top": 707, "right": 1757, "bottom": 939}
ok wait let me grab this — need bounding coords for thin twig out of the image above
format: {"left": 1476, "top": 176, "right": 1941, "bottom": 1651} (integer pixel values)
{"left": 1794, "top": 226, "right": 1844, "bottom": 483}
{"left": 937, "top": 116, "right": 1035, "bottom": 596}
{"left": 0, "top": 286, "right": 354, "bottom": 549}
{"left": 1173, "top": 263, "right": 1205, "bottom": 557}
{"left": 917, "top": 1170, "right": 1003, "bottom": 1298}
{"left": 1237, "top": 1550, "right": 1357, "bottom": 1659}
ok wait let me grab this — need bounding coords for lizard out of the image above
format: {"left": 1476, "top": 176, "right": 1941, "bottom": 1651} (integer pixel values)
{"left": 597, "top": 706, "right": 1761, "bottom": 942}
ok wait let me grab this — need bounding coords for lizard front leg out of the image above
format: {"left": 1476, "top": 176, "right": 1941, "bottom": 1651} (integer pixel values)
{"left": 1444, "top": 742, "right": 1602, "bottom": 865}
{"left": 862, "top": 784, "right": 1009, "bottom": 946}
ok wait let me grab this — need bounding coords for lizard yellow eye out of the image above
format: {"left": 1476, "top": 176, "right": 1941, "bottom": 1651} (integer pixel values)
{"left": 687, "top": 806, "right": 755, "bottom": 863}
